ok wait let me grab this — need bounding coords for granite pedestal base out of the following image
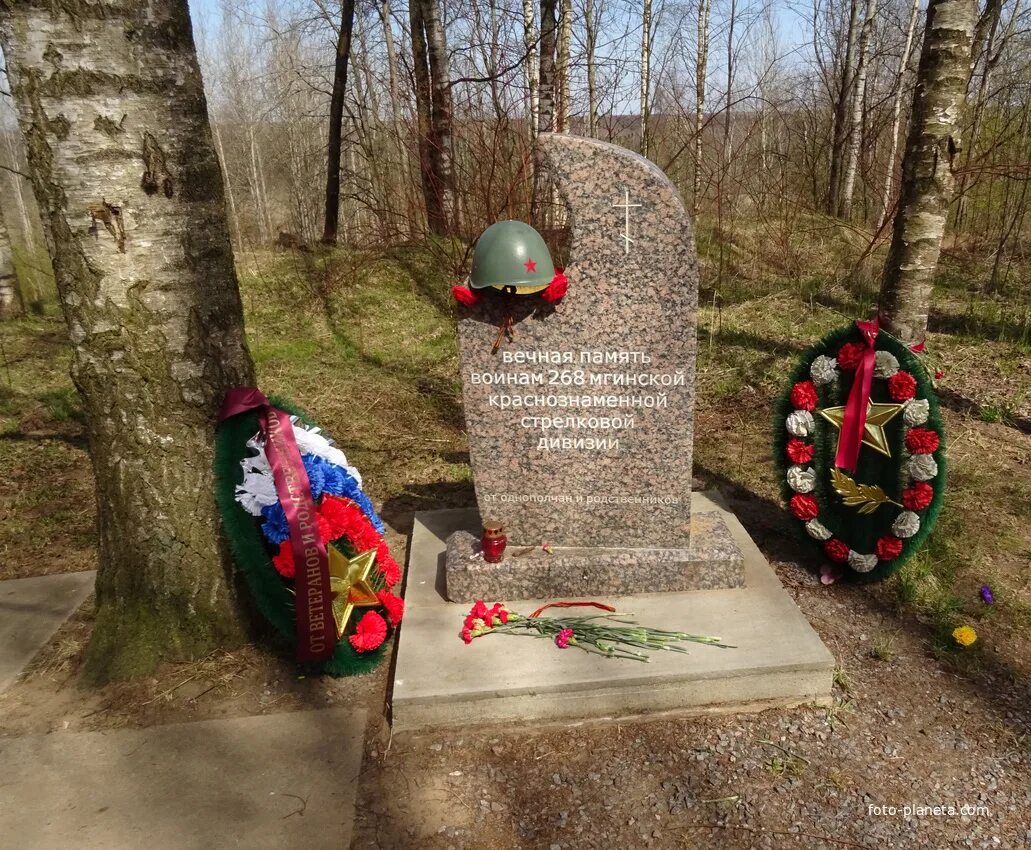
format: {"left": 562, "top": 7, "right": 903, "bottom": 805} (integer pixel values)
{"left": 444, "top": 512, "right": 744, "bottom": 602}
{"left": 391, "top": 492, "right": 835, "bottom": 733}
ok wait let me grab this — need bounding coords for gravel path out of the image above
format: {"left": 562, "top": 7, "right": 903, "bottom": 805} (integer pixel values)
{"left": 353, "top": 503, "right": 1030, "bottom": 850}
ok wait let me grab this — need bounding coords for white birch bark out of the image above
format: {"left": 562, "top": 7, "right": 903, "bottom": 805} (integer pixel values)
{"left": 641, "top": 0, "right": 652, "bottom": 156}
{"left": 879, "top": 0, "right": 922, "bottom": 229}
{"left": 839, "top": 0, "right": 877, "bottom": 219}
{"left": 0, "top": 204, "right": 17, "bottom": 317}
{"left": 585, "top": 0, "right": 598, "bottom": 137}
{"left": 0, "top": 0, "right": 254, "bottom": 680}
{"left": 558, "top": 0, "right": 572, "bottom": 132}
{"left": 694, "top": 0, "right": 711, "bottom": 214}
{"left": 522, "top": 0, "right": 540, "bottom": 140}
{"left": 879, "top": 0, "right": 979, "bottom": 345}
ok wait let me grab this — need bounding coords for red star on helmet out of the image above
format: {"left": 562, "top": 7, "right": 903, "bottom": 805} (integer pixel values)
{"left": 524, "top": 258, "right": 537, "bottom": 273}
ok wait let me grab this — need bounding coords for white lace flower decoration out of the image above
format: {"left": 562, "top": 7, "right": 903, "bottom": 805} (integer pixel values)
{"left": 874, "top": 351, "right": 900, "bottom": 379}
{"left": 787, "top": 465, "right": 816, "bottom": 493}
{"left": 233, "top": 420, "right": 363, "bottom": 516}
{"left": 906, "top": 453, "right": 938, "bottom": 482}
{"left": 810, "top": 355, "right": 839, "bottom": 386}
{"left": 892, "top": 511, "right": 920, "bottom": 539}
{"left": 786, "top": 410, "right": 816, "bottom": 438}
{"left": 903, "top": 398, "right": 930, "bottom": 427}
{"left": 805, "top": 519, "right": 833, "bottom": 541}
{"left": 848, "top": 550, "right": 878, "bottom": 573}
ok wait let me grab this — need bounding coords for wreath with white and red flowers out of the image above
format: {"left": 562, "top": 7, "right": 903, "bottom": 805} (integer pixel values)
{"left": 774, "top": 323, "right": 946, "bottom": 582}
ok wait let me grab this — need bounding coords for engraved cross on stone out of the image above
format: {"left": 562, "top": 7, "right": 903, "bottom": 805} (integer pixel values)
{"left": 613, "top": 189, "right": 642, "bottom": 255}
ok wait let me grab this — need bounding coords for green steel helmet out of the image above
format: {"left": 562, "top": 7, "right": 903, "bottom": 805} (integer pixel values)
{"left": 469, "top": 220, "right": 556, "bottom": 294}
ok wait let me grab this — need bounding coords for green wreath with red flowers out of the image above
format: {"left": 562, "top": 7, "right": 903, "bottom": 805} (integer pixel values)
{"left": 773, "top": 322, "right": 946, "bottom": 582}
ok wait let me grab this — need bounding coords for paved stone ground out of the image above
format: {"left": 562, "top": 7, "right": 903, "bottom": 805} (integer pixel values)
{"left": 0, "top": 571, "right": 95, "bottom": 693}
{"left": 395, "top": 494, "right": 834, "bottom": 731}
{"left": 0, "top": 708, "right": 366, "bottom": 849}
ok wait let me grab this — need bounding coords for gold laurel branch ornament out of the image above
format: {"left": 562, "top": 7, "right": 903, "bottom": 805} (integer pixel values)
{"left": 830, "top": 469, "right": 904, "bottom": 515}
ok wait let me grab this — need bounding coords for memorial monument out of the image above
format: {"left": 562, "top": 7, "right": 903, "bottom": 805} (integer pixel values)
{"left": 391, "top": 134, "right": 833, "bottom": 731}
{"left": 444, "top": 133, "right": 744, "bottom": 601}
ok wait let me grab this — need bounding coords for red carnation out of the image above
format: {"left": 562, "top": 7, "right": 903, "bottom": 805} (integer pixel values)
{"left": 540, "top": 270, "right": 569, "bottom": 303}
{"left": 272, "top": 542, "right": 296, "bottom": 578}
{"left": 823, "top": 539, "right": 850, "bottom": 563}
{"left": 904, "top": 428, "right": 939, "bottom": 455}
{"left": 875, "top": 535, "right": 904, "bottom": 561}
{"left": 790, "top": 493, "right": 819, "bottom": 521}
{"left": 377, "top": 591, "right": 405, "bottom": 628}
{"left": 888, "top": 371, "right": 917, "bottom": 401}
{"left": 837, "top": 342, "right": 865, "bottom": 370}
{"left": 790, "top": 380, "right": 819, "bottom": 412}
{"left": 317, "top": 495, "right": 402, "bottom": 588}
{"left": 349, "top": 611, "right": 388, "bottom": 653}
{"left": 786, "top": 438, "right": 816, "bottom": 465}
{"left": 902, "top": 481, "right": 934, "bottom": 510}
{"left": 451, "top": 285, "right": 480, "bottom": 307}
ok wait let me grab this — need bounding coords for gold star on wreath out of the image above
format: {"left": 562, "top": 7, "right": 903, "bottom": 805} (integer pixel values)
{"left": 818, "top": 399, "right": 905, "bottom": 459}
{"left": 328, "top": 548, "right": 380, "bottom": 639}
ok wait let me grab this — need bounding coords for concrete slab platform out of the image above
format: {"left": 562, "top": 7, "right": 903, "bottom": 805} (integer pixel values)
{"left": 0, "top": 571, "right": 95, "bottom": 694}
{"left": 392, "top": 493, "right": 834, "bottom": 732}
{"left": 0, "top": 708, "right": 367, "bottom": 850}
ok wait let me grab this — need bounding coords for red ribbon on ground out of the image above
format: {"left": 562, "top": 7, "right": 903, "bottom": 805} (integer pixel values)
{"left": 529, "top": 600, "right": 617, "bottom": 619}
{"left": 835, "top": 318, "right": 880, "bottom": 473}
{"left": 219, "top": 388, "right": 336, "bottom": 663}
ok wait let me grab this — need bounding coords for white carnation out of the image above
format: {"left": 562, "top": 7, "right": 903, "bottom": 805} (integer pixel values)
{"left": 786, "top": 410, "right": 816, "bottom": 438}
{"left": 810, "top": 355, "right": 839, "bottom": 386}
{"left": 903, "top": 398, "right": 930, "bottom": 426}
{"left": 233, "top": 421, "right": 364, "bottom": 516}
{"left": 805, "top": 519, "right": 833, "bottom": 541}
{"left": 874, "top": 351, "right": 900, "bottom": 379}
{"left": 892, "top": 511, "right": 920, "bottom": 539}
{"left": 906, "top": 453, "right": 938, "bottom": 482}
{"left": 848, "top": 550, "right": 878, "bottom": 573}
{"left": 290, "top": 419, "right": 363, "bottom": 487}
{"left": 234, "top": 470, "right": 279, "bottom": 516}
{"left": 787, "top": 465, "right": 816, "bottom": 493}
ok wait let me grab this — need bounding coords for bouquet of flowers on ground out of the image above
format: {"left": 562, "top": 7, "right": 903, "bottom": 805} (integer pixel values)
{"left": 460, "top": 600, "right": 733, "bottom": 662}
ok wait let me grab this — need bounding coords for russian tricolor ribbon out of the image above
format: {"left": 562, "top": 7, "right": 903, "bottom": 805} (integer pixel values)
{"left": 835, "top": 318, "right": 880, "bottom": 473}
{"left": 219, "top": 388, "right": 336, "bottom": 663}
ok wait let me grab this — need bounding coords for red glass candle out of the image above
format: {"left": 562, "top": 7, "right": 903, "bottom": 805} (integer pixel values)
{"left": 481, "top": 524, "right": 507, "bottom": 563}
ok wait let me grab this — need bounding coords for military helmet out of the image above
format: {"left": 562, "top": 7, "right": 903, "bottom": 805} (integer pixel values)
{"left": 469, "top": 220, "right": 556, "bottom": 294}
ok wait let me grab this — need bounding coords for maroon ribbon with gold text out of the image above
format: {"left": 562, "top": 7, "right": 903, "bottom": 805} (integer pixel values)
{"left": 219, "top": 388, "right": 336, "bottom": 663}
{"left": 835, "top": 318, "right": 880, "bottom": 473}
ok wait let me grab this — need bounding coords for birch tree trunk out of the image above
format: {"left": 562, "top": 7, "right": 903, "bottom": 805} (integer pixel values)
{"left": 878, "top": 0, "right": 922, "bottom": 229}
{"left": 584, "top": 0, "right": 598, "bottom": 138}
{"left": 522, "top": 0, "right": 540, "bottom": 140}
{"left": 0, "top": 205, "right": 17, "bottom": 318}
{"left": 379, "top": 0, "right": 414, "bottom": 237}
{"left": 693, "top": 0, "right": 711, "bottom": 215}
{"left": 558, "top": 0, "right": 572, "bottom": 133}
{"left": 641, "top": 0, "right": 652, "bottom": 157}
{"left": 539, "top": 0, "right": 558, "bottom": 134}
{"left": 839, "top": 0, "right": 877, "bottom": 219}
{"left": 213, "top": 124, "right": 243, "bottom": 250}
{"left": 0, "top": 0, "right": 255, "bottom": 681}
{"left": 828, "top": 0, "right": 861, "bottom": 215}
{"left": 879, "top": 0, "right": 978, "bottom": 345}
{"left": 322, "top": 0, "right": 357, "bottom": 245}
{"left": 410, "top": 0, "right": 454, "bottom": 235}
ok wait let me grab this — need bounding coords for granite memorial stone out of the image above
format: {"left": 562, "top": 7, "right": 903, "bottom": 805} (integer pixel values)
{"left": 445, "top": 134, "right": 743, "bottom": 600}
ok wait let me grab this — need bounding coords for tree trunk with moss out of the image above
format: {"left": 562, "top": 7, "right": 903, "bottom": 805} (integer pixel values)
{"left": 878, "top": 0, "right": 977, "bottom": 345}
{"left": 0, "top": 0, "right": 255, "bottom": 682}
{"left": 0, "top": 205, "right": 18, "bottom": 317}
